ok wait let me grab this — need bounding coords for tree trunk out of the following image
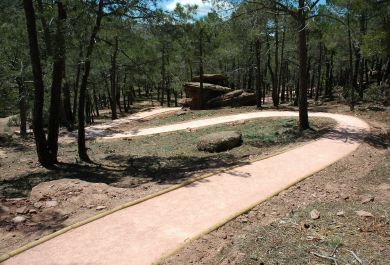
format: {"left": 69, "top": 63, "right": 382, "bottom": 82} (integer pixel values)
{"left": 72, "top": 47, "right": 83, "bottom": 123}
{"left": 16, "top": 76, "right": 27, "bottom": 138}
{"left": 315, "top": 42, "right": 323, "bottom": 101}
{"left": 47, "top": 1, "right": 66, "bottom": 162}
{"left": 62, "top": 81, "right": 73, "bottom": 131}
{"left": 110, "top": 36, "right": 118, "bottom": 120}
{"left": 273, "top": 5, "right": 280, "bottom": 107}
{"left": 77, "top": 0, "right": 104, "bottom": 162}
{"left": 279, "top": 19, "right": 286, "bottom": 103}
{"left": 92, "top": 84, "right": 99, "bottom": 117}
{"left": 383, "top": 56, "right": 390, "bottom": 83}
{"left": 347, "top": 10, "right": 355, "bottom": 110}
{"left": 199, "top": 27, "right": 204, "bottom": 109}
{"left": 23, "top": 0, "right": 52, "bottom": 167}
{"left": 266, "top": 32, "right": 275, "bottom": 104}
{"left": 36, "top": 0, "right": 52, "bottom": 58}
{"left": 255, "top": 38, "right": 262, "bottom": 108}
{"left": 297, "top": 0, "right": 310, "bottom": 130}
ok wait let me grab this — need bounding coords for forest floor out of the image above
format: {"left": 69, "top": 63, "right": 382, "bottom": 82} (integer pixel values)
{"left": 0, "top": 100, "right": 388, "bottom": 263}
{"left": 0, "top": 104, "right": 334, "bottom": 256}
{"left": 161, "top": 102, "right": 390, "bottom": 265}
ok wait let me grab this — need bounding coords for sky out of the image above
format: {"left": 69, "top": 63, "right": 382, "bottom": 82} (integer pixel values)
{"left": 164, "top": 0, "right": 214, "bottom": 16}
{"left": 161, "top": 0, "right": 234, "bottom": 17}
{"left": 161, "top": 0, "right": 327, "bottom": 18}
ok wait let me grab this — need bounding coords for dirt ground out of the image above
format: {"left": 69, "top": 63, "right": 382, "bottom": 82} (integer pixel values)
{"left": 0, "top": 101, "right": 388, "bottom": 262}
{"left": 0, "top": 106, "right": 333, "bottom": 256}
{"left": 161, "top": 103, "right": 390, "bottom": 265}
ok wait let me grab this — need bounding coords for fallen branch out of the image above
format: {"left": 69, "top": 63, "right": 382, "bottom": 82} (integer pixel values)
{"left": 311, "top": 252, "right": 338, "bottom": 264}
{"left": 348, "top": 250, "right": 364, "bottom": 265}
{"left": 331, "top": 243, "right": 341, "bottom": 257}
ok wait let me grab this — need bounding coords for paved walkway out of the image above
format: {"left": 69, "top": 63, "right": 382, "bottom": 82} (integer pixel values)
{"left": 2, "top": 111, "right": 370, "bottom": 265}
{"left": 78, "top": 107, "right": 181, "bottom": 139}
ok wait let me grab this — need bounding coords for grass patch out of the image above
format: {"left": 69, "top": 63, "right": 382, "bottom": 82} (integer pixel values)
{"left": 141, "top": 107, "right": 258, "bottom": 128}
{"left": 0, "top": 117, "right": 335, "bottom": 197}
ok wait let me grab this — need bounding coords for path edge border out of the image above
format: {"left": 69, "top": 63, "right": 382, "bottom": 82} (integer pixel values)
{"left": 152, "top": 142, "right": 364, "bottom": 265}
{"left": 0, "top": 140, "right": 314, "bottom": 263}
{"left": 0, "top": 113, "right": 368, "bottom": 263}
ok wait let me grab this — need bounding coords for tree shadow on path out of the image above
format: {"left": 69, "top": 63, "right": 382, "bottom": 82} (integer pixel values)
{"left": 0, "top": 154, "right": 251, "bottom": 198}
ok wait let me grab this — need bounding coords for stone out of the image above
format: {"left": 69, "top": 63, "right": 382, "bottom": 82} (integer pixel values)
{"left": 33, "top": 202, "right": 43, "bottom": 209}
{"left": 96, "top": 205, "right": 107, "bottom": 211}
{"left": 336, "top": 211, "right": 345, "bottom": 217}
{"left": 183, "top": 82, "right": 232, "bottom": 110}
{"left": 45, "top": 200, "right": 58, "bottom": 208}
{"left": 176, "top": 111, "right": 187, "bottom": 116}
{"left": 0, "top": 205, "right": 10, "bottom": 215}
{"left": 16, "top": 206, "right": 28, "bottom": 214}
{"left": 361, "top": 195, "right": 374, "bottom": 204}
{"left": 378, "top": 183, "right": 390, "bottom": 190}
{"left": 178, "top": 98, "right": 192, "bottom": 108}
{"left": 239, "top": 217, "right": 249, "bottom": 223}
{"left": 356, "top": 210, "right": 374, "bottom": 218}
{"left": 206, "top": 90, "right": 256, "bottom": 108}
{"left": 310, "top": 209, "right": 320, "bottom": 220}
{"left": 206, "top": 90, "right": 244, "bottom": 108}
{"left": 12, "top": 215, "right": 27, "bottom": 224}
{"left": 197, "top": 131, "right": 242, "bottom": 153}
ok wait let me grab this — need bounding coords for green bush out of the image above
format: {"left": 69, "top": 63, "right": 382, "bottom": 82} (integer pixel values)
{"left": 7, "top": 115, "right": 20, "bottom": 127}
{"left": 365, "top": 83, "right": 389, "bottom": 103}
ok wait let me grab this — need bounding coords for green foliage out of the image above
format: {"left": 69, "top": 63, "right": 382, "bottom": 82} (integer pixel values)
{"left": 0, "top": 0, "right": 389, "bottom": 120}
{"left": 365, "top": 84, "right": 389, "bottom": 103}
{"left": 361, "top": 31, "right": 387, "bottom": 58}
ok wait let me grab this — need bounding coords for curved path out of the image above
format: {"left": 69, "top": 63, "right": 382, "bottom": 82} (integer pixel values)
{"left": 1, "top": 111, "right": 369, "bottom": 265}
{"left": 77, "top": 107, "right": 181, "bottom": 139}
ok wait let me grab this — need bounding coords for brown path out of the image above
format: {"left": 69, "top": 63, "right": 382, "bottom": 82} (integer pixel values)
{"left": 1, "top": 112, "right": 370, "bottom": 265}
{"left": 65, "top": 107, "right": 181, "bottom": 140}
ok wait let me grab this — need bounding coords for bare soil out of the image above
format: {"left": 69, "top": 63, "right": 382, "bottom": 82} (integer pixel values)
{"left": 0, "top": 109, "right": 333, "bottom": 256}
{"left": 161, "top": 102, "right": 390, "bottom": 265}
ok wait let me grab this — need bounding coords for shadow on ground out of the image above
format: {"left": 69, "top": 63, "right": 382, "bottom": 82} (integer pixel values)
{"left": 0, "top": 154, "right": 251, "bottom": 198}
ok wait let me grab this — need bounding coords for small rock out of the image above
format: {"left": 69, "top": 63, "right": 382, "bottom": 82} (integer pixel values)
{"left": 16, "top": 206, "right": 28, "bottom": 214}
{"left": 176, "top": 111, "right": 187, "bottom": 116}
{"left": 240, "top": 217, "right": 249, "bottom": 223}
{"left": 95, "top": 206, "right": 106, "bottom": 211}
{"left": 197, "top": 131, "right": 242, "bottom": 153}
{"left": 356, "top": 210, "right": 374, "bottom": 218}
{"left": 336, "top": 211, "right": 345, "bottom": 217}
{"left": 12, "top": 215, "right": 27, "bottom": 223}
{"left": 0, "top": 205, "right": 10, "bottom": 214}
{"left": 378, "top": 183, "right": 390, "bottom": 191}
{"left": 361, "top": 195, "right": 374, "bottom": 204}
{"left": 310, "top": 209, "right": 320, "bottom": 220}
{"left": 33, "top": 202, "right": 43, "bottom": 209}
{"left": 45, "top": 200, "right": 58, "bottom": 208}
{"left": 7, "top": 198, "right": 24, "bottom": 202}
{"left": 28, "top": 209, "right": 37, "bottom": 214}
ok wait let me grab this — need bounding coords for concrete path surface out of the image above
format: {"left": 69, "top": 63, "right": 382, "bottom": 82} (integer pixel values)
{"left": 78, "top": 107, "right": 181, "bottom": 139}
{"left": 2, "top": 111, "right": 370, "bottom": 265}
